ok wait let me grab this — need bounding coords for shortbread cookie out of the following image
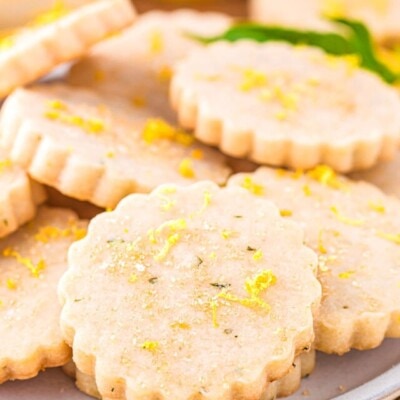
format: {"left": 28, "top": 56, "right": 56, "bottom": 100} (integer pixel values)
{"left": 0, "top": 206, "right": 87, "bottom": 383}
{"left": 350, "top": 153, "right": 400, "bottom": 199}
{"left": 0, "top": 84, "right": 231, "bottom": 209}
{"left": 64, "top": 349, "right": 316, "bottom": 400}
{"left": 68, "top": 10, "right": 231, "bottom": 122}
{"left": 59, "top": 182, "right": 320, "bottom": 400}
{"left": 0, "top": 0, "right": 135, "bottom": 98}
{"left": 0, "top": 147, "right": 46, "bottom": 238}
{"left": 171, "top": 41, "right": 400, "bottom": 172}
{"left": 249, "top": 0, "right": 400, "bottom": 44}
{"left": 229, "top": 166, "right": 400, "bottom": 354}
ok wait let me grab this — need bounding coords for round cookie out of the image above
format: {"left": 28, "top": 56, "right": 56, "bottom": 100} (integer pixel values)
{"left": 171, "top": 41, "right": 400, "bottom": 172}
{"left": 0, "top": 0, "right": 135, "bottom": 98}
{"left": 67, "top": 10, "right": 231, "bottom": 122}
{"left": 0, "top": 206, "right": 87, "bottom": 383}
{"left": 0, "top": 147, "right": 46, "bottom": 238}
{"left": 59, "top": 182, "right": 320, "bottom": 400}
{"left": 0, "top": 84, "right": 231, "bottom": 209}
{"left": 249, "top": 0, "right": 400, "bottom": 44}
{"left": 229, "top": 166, "right": 400, "bottom": 354}
{"left": 63, "top": 350, "right": 316, "bottom": 400}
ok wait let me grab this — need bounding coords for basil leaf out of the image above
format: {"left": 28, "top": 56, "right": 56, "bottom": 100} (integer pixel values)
{"left": 190, "top": 20, "right": 400, "bottom": 84}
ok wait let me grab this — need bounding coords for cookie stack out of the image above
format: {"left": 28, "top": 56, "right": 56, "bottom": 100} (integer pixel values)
{"left": 0, "top": 1, "right": 400, "bottom": 399}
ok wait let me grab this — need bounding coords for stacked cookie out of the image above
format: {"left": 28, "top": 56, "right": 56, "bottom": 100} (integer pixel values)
{"left": 0, "top": 1, "right": 400, "bottom": 400}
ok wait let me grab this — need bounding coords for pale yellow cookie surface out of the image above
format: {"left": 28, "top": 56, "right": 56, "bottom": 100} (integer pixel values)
{"left": 171, "top": 41, "right": 400, "bottom": 172}
{"left": 0, "top": 0, "right": 135, "bottom": 98}
{"left": 0, "top": 206, "right": 87, "bottom": 383}
{"left": 68, "top": 9, "right": 231, "bottom": 122}
{"left": 0, "top": 147, "right": 46, "bottom": 238}
{"left": 229, "top": 167, "right": 400, "bottom": 354}
{"left": 0, "top": 84, "right": 231, "bottom": 208}
{"left": 59, "top": 182, "right": 320, "bottom": 400}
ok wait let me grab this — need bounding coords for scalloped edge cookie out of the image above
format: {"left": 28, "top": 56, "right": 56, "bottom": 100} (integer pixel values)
{"left": 0, "top": 0, "right": 136, "bottom": 98}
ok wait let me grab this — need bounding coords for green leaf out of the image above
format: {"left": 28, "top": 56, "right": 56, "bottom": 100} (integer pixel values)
{"left": 190, "top": 20, "right": 400, "bottom": 84}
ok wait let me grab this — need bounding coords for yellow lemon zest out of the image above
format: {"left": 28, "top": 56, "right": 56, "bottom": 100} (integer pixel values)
{"left": 142, "top": 118, "right": 194, "bottom": 146}
{"left": 307, "top": 165, "right": 347, "bottom": 190}
{"left": 376, "top": 231, "right": 400, "bottom": 245}
{"left": 0, "top": 159, "right": 12, "bottom": 173}
{"left": 338, "top": 270, "right": 355, "bottom": 279}
{"left": 275, "top": 110, "right": 288, "bottom": 121}
{"left": 170, "top": 321, "right": 191, "bottom": 330}
{"left": 43, "top": 103, "right": 105, "bottom": 135}
{"left": 241, "top": 176, "right": 264, "bottom": 196}
{"left": 191, "top": 149, "right": 204, "bottom": 160}
{"left": 280, "top": 209, "right": 292, "bottom": 217}
{"left": 239, "top": 68, "right": 267, "bottom": 91}
{"left": 6, "top": 278, "right": 17, "bottom": 290}
{"left": 245, "top": 269, "right": 276, "bottom": 297}
{"left": 330, "top": 206, "right": 364, "bottom": 226}
{"left": 252, "top": 249, "right": 263, "bottom": 261}
{"left": 149, "top": 30, "right": 164, "bottom": 54}
{"left": 35, "top": 223, "right": 86, "bottom": 243}
{"left": 2, "top": 248, "right": 46, "bottom": 278}
{"left": 210, "top": 299, "right": 219, "bottom": 328}
{"left": 141, "top": 341, "right": 159, "bottom": 352}
{"left": 221, "top": 229, "right": 236, "bottom": 239}
{"left": 318, "top": 230, "right": 327, "bottom": 254}
{"left": 178, "top": 158, "right": 195, "bottom": 179}
{"left": 128, "top": 274, "right": 138, "bottom": 283}
{"left": 157, "top": 65, "right": 173, "bottom": 82}
{"left": 368, "top": 201, "right": 385, "bottom": 214}
{"left": 303, "top": 185, "right": 312, "bottom": 196}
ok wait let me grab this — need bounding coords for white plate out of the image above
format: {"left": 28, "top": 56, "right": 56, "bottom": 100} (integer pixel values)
{"left": 0, "top": 339, "right": 399, "bottom": 400}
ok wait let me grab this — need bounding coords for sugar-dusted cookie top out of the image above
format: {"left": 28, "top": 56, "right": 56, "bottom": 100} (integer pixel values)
{"left": 229, "top": 166, "right": 400, "bottom": 354}
{"left": 0, "top": 206, "right": 87, "bottom": 383}
{"left": 0, "top": 84, "right": 231, "bottom": 209}
{"left": 0, "top": 0, "right": 135, "bottom": 98}
{"left": 171, "top": 41, "right": 400, "bottom": 172}
{"left": 351, "top": 153, "right": 400, "bottom": 199}
{"left": 59, "top": 182, "right": 320, "bottom": 400}
{"left": 68, "top": 9, "right": 231, "bottom": 121}
{"left": 0, "top": 147, "right": 46, "bottom": 238}
{"left": 250, "top": 0, "right": 400, "bottom": 44}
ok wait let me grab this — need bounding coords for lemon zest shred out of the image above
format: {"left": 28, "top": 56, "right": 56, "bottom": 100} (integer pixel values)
{"left": 2, "top": 248, "right": 46, "bottom": 278}
{"left": 241, "top": 176, "right": 264, "bottom": 196}
{"left": 142, "top": 118, "right": 194, "bottom": 146}
{"left": 157, "top": 65, "right": 173, "bottom": 82}
{"left": 330, "top": 206, "right": 364, "bottom": 226}
{"left": 141, "top": 341, "right": 159, "bottom": 352}
{"left": 0, "top": 159, "right": 12, "bottom": 173}
{"left": 6, "top": 278, "right": 17, "bottom": 290}
{"left": 210, "top": 299, "right": 219, "bottom": 328}
{"left": 128, "top": 274, "right": 138, "bottom": 283}
{"left": 368, "top": 201, "right": 385, "bottom": 214}
{"left": 303, "top": 185, "right": 312, "bottom": 196}
{"left": 170, "top": 321, "right": 191, "bottom": 330}
{"left": 34, "top": 223, "right": 86, "bottom": 243}
{"left": 221, "top": 229, "right": 236, "bottom": 239}
{"left": 149, "top": 30, "right": 164, "bottom": 54}
{"left": 377, "top": 231, "right": 400, "bottom": 245}
{"left": 338, "top": 270, "right": 355, "bottom": 279}
{"left": 178, "top": 158, "right": 195, "bottom": 179}
{"left": 239, "top": 68, "right": 267, "bottom": 92}
{"left": 318, "top": 230, "right": 327, "bottom": 254}
{"left": 307, "top": 165, "right": 347, "bottom": 190}
{"left": 279, "top": 209, "right": 292, "bottom": 217}
{"left": 252, "top": 249, "right": 263, "bottom": 261}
